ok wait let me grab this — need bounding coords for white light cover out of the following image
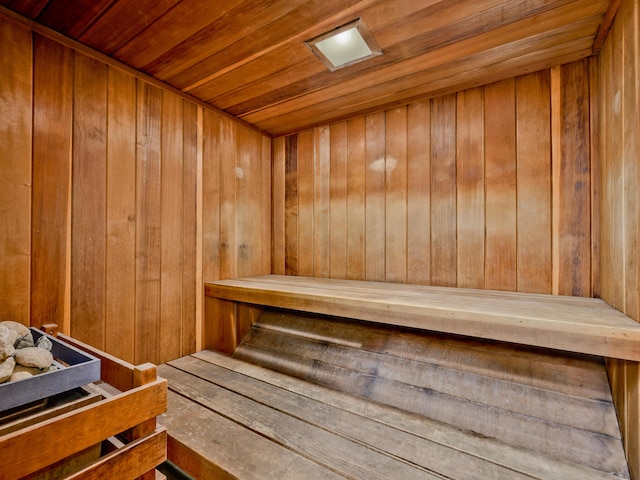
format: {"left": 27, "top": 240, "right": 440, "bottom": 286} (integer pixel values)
{"left": 305, "top": 19, "right": 382, "bottom": 71}
{"left": 315, "top": 27, "right": 373, "bottom": 68}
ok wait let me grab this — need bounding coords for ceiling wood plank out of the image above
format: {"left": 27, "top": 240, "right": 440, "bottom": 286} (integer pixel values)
{"left": 78, "top": 0, "right": 182, "bottom": 54}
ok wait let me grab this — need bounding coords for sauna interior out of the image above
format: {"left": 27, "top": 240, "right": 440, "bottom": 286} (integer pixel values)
{"left": 0, "top": 0, "right": 639, "bottom": 479}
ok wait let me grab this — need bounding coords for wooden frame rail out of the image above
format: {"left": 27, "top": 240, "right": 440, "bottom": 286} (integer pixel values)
{"left": 205, "top": 275, "right": 640, "bottom": 361}
{"left": 0, "top": 332, "right": 167, "bottom": 480}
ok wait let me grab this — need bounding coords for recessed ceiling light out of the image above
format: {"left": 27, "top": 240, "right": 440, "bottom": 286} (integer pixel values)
{"left": 305, "top": 19, "right": 383, "bottom": 72}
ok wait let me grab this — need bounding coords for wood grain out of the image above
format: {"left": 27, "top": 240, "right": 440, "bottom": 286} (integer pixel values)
{"left": 456, "top": 88, "right": 484, "bottom": 289}
{"left": 430, "top": 94, "right": 457, "bottom": 287}
{"left": 484, "top": 79, "right": 517, "bottom": 291}
{"left": 71, "top": 52, "right": 107, "bottom": 349}
{"left": 105, "top": 67, "right": 136, "bottom": 363}
{"left": 205, "top": 275, "right": 640, "bottom": 361}
{"left": 31, "top": 34, "right": 73, "bottom": 330}
{"left": 0, "top": 17, "right": 31, "bottom": 324}
{"left": 279, "top": 66, "right": 594, "bottom": 295}
{"left": 160, "top": 90, "right": 185, "bottom": 362}
{"left": 135, "top": 81, "right": 162, "bottom": 365}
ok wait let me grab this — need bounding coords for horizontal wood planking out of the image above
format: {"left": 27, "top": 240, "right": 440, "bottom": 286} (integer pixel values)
{"left": 162, "top": 349, "right": 627, "bottom": 479}
{"left": 205, "top": 275, "right": 640, "bottom": 361}
{"left": 597, "top": 0, "right": 640, "bottom": 478}
{"left": 233, "top": 310, "right": 627, "bottom": 475}
{"left": 274, "top": 63, "right": 593, "bottom": 296}
{"left": 0, "top": 15, "right": 271, "bottom": 365}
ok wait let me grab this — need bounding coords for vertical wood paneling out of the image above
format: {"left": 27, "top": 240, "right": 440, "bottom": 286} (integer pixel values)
{"left": 202, "top": 109, "right": 221, "bottom": 284}
{"left": 365, "top": 112, "right": 386, "bottom": 282}
{"left": 599, "top": 1, "right": 640, "bottom": 478}
{"left": 105, "top": 67, "right": 136, "bottom": 362}
{"left": 272, "top": 136, "right": 286, "bottom": 275}
{"left": 484, "top": 79, "right": 517, "bottom": 291}
{"left": 516, "top": 71, "right": 552, "bottom": 294}
{"left": 430, "top": 94, "right": 457, "bottom": 287}
{"left": 31, "top": 35, "right": 73, "bottom": 329}
{"left": 407, "top": 103, "right": 430, "bottom": 286}
{"left": 135, "top": 81, "right": 162, "bottom": 365}
{"left": 346, "top": 117, "right": 366, "bottom": 280}
{"left": 456, "top": 88, "right": 484, "bottom": 289}
{"left": 279, "top": 65, "right": 594, "bottom": 296}
{"left": 71, "top": 53, "right": 107, "bottom": 349}
{"left": 556, "top": 61, "right": 592, "bottom": 297}
{"left": 330, "top": 122, "right": 348, "bottom": 279}
{"left": 314, "top": 126, "right": 330, "bottom": 278}
{"left": 218, "top": 117, "right": 237, "bottom": 279}
{"left": 1, "top": 19, "right": 271, "bottom": 362}
{"left": 182, "top": 100, "right": 198, "bottom": 356}
{"left": 160, "top": 90, "right": 184, "bottom": 362}
{"left": 284, "top": 135, "right": 298, "bottom": 275}
{"left": 385, "top": 107, "right": 408, "bottom": 284}
{"left": 297, "top": 129, "right": 314, "bottom": 276}
{"left": 0, "top": 17, "right": 31, "bottom": 324}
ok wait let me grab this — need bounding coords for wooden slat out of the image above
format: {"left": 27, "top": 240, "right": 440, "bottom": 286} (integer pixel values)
{"left": 284, "top": 134, "right": 299, "bottom": 276}
{"left": 31, "top": 34, "right": 73, "bottom": 330}
{"left": 0, "top": 16, "right": 31, "bottom": 324}
{"left": 182, "top": 100, "right": 199, "bottom": 356}
{"left": 384, "top": 107, "right": 408, "bottom": 283}
{"left": 272, "top": 136, "right": 286, "bottom": 275}
{"left": 516, "top": 70, "right": 552, "bottom": 293}
{"left": 313, "top": 126, "right": 331, "bottom": 277}
{"left": 160, "top": 90, "right": 185, "bottom": 363}
{"left": 297, "top": 129, "right": 314, "bottom": 276}
{"left": 218, "top": 116, "right": 237, "bottom": 279}
{"left": 456, "top": 87, "right": 485, "bottom": 289}
{"left": 170, "top": 349, "right": 626, "bottom": 479}
{"left": 71, "top": 52, "right": 107, "bottom": 349}
{"left": 430, "top": 94, "right": 457, "bottom": 287}
{"left": 406, "top": 102, "right": 430, "bottom": 285}
{"left": 329, "top": 121, "right": 348, "bottom": 279}
{"left": 205, "top": 275, "right": 640, "bottom": 361}
{"left": 201, "top": 109, "right": 221, "bottom": 284}
{"left": 0, "top": 380, "right": 166, "bottom": 479}
{"left": 484, "top": 78, "right": 517, "bottom": 291}
{"left": 105, "top": 66, "right": 136, "bottom": 363}
{"left": 364, "top": 112, "right": 386, "bottom": 281}
{"left": 160, "top": 363, "right": 443, "bottom": 480}
{"left": 135, "top": 81, "right": 162, "bottom": 365}
{"left": 556, "top": 60, "right": 592, "bottom": 297}
{"left": 346, "top": 117, "right": 366, "bottom": 280}
{"left": 162, "top": 389, "right": 344, "bottom": 480}
{"left": 66, "top": 428, "right": 167, "bottom": 480}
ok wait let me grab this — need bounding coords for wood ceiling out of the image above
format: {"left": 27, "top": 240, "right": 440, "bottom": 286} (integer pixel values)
{"left": 1, "top": 0, "right": 615, "bottom": 135}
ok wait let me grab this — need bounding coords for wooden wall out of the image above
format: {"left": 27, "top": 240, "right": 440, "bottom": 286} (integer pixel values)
{"left": 273, "top": 62, "right": 594, "bottom": 297}
{"left": 0, "top": 15, "right": 271, "bottom": 365}
{"left": 598, "top": 0, "right": 640, "bottom": 477}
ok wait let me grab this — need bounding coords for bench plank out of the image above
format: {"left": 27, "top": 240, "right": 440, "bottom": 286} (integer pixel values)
{"left": 159, "top": 363, "right": 443, "bottom": 480}
{"left": 205, "top": 275, "right": 640, "bottom": 360}
{"left": 165, "top": 350, "right": 624, "bottom": 480}
{"left": 232, "top": 311, "right": 627, "bottom": 476}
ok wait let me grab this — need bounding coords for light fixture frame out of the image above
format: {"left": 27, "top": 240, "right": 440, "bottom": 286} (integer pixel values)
{"left": 304, "top": 18, "right": 383, "bottom": 72}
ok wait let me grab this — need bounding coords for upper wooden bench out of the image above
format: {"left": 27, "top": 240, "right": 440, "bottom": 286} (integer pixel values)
{"left": 205, "top": 274, "right": 640, "bottom": 361}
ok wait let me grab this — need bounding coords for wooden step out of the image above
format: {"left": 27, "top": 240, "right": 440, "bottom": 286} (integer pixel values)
{"left": 159, "top": 350, "right": 627, "bottom": 480}
{"left": 232, "top": 310, "right": 628, "bottom": 477}
{"left": 205, "top": 275, "right": 640, "bottom": 360}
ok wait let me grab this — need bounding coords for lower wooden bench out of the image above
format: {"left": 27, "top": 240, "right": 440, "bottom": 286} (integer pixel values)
{"left": 160, "top": 309, "right": 630, "bottom": 480}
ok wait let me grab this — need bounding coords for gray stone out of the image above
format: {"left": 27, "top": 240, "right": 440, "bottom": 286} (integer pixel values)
{"left": 14, "top": 347, "right": 53, "bottom": 369}
{"left": 0, "top": 357, "right": 15, "bottom": 383}
{"left": 0, "top": 323, "right": 19, "bottom": 345}
{"left": 10, "top": 370, "right": 33, "bottom": 382}
{"left": 0, "top": 336, "right": 15, "bottom": 361}
{"left": 15, "top": 332, "right": 34, "bottom": 349}
{"left": 0, "top": 321, "right": 29, "bottom": 338}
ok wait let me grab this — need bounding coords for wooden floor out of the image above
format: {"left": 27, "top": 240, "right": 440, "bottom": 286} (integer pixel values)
{"left": 159, "top": 310, "right": 630, "bottom": 480}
